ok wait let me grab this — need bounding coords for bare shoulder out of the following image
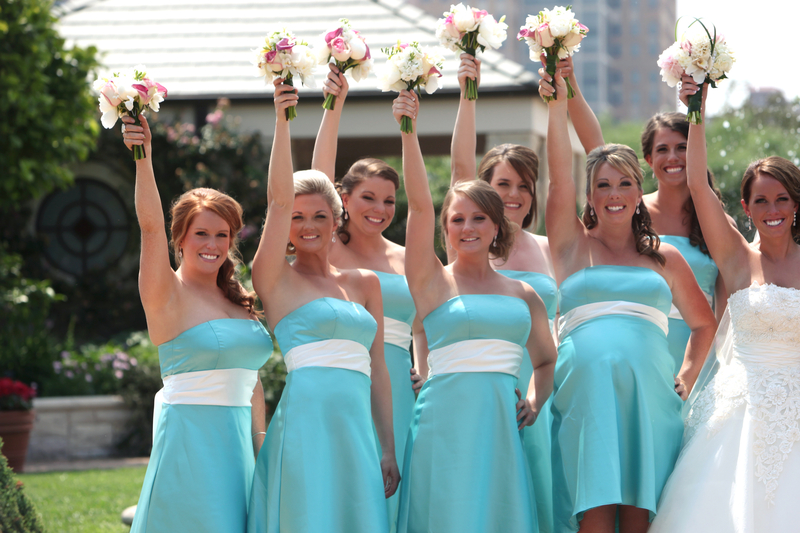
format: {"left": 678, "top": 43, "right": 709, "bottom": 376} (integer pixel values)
{"left": 342, "top": 267, "right": 380, "bottom": 293}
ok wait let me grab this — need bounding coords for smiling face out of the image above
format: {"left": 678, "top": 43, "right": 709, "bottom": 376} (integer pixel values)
{"left": 743, "top": 173, "right": 799, "bottom": 239}
{"left": 290, "top": 193, "right": 337, "bottom": 253}
{"left": 444, "top": 194, "right": 498, "bottom": 256}
{"left": 645, "top": 127, "right": 688, "bottom": 188}
{"left": 488, "top": 161, "right": 533, "bottom": 228}
{"left": 341, "top": 177, "right": 397, "bottom": 237}
{"left": 179, "top": 209, "right": 231, "bottom": 273}
{"left": 588, "top": 162, "right": 643, "bottom": 227}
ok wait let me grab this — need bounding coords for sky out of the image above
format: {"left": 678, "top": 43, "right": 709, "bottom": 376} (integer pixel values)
{"left": 675, "top": 0, "right": 800, "bottom": 115}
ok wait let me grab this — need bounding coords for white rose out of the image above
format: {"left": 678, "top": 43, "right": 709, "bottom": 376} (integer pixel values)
{"left": 314, "top": 40, "right": 332, "bottom": 65}
{"left": 378, "top": 66, "right": 402, "bottom": 91}
{"left": 349, "top": 37, "right": 367, "bottom": 60}
{"left": 549, "top": 15, "right": 574, "bottom": 38}
{"left": 453, "top": 7, "right": 478, "bottom": 33}
{"left": 477, "top": 15, "right": 507, "bottom": 50}
{"left": 350, "top": 58, "right": 373, "bottom": 82}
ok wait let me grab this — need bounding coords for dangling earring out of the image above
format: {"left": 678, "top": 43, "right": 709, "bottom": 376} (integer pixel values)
{"left": 493, "top": 234, "right": 498, "bottom": 247}
{"left": 589, "top": 206, "right": 594, "bottom": 217}
{"left": 794, "top": 211, "right": 797, "bottom": 226}
{"left": 746, "top": 216, "right": 752, "bottom": 231}
{"left": 343, "top": 210, "right": 349, "bottom": 221}
{"left": 179, "top": 248, "right": 183, "bottom": 258}
{"left": 332, "top": 234, "right": 337, "bottom": 243}
{"left": 636, "top": 203, "right": 641, "bottom": 215}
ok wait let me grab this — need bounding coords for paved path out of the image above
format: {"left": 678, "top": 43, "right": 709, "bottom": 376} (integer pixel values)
{"left": 23, "top": 457, "right": 149, "bottom": 473}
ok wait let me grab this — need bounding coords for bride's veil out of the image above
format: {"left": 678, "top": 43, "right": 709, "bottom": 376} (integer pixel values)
{"left": 682, "top": 305, "right": 734, "bottom": 419}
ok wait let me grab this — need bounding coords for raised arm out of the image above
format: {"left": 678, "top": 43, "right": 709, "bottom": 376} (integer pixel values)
{"left": 683, "top": 77, "right": 750, "bottom": 284}
{"left": 394, "top": 91, "right": 445, "bottom": 301}
{"left": 545, "top": 72, "right": 585, "bottom": 271}
{"left": 450, "top": 54, "right": 480, "bottom": 186}
{"left": 252, "top": 80, "right": 299, "bottom": 297}
{"left": 311, "top": 64, "right": 349, "bottom": 184}
{"left": 122, "top": 114, "right": 177, "bottom": 314}
{"left": 539, "top": 56, "right": 604, "bottom": 154}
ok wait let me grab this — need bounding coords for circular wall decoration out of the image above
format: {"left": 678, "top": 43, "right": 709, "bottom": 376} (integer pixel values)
{"left": 36, "top": 178, "right": 131, "bottom": 277}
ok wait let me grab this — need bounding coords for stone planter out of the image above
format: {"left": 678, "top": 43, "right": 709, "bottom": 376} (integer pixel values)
{"left": 0, "top": 409, "right": 36, "bottom": 472}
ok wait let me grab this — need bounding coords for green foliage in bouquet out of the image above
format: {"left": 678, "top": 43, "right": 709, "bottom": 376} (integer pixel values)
{"left": 0, "top": 441, "right": 45, "bottom": 533}
{"left": 0, "top": 0, "right": 100, "bottom": 208}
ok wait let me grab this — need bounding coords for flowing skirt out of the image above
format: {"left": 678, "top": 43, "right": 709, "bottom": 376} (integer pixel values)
{"left": 396, "top": 371, "right": 535, "bottom": 533}
{"left": 551, "top": 315, "right": 683, "bottom": 532}
{"left": 247, "top": 366, "right": 388, "bottom": 533}
{"left": 130, "top": 404, "right": 254, "bottom": 533}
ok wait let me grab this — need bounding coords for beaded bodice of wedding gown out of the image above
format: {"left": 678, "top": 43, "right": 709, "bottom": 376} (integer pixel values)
{"left": 685, "top": 283, "right": 800, "bottom": 503}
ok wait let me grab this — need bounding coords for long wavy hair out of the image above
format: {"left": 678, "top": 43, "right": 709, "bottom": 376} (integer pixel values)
{"left": 440, "top": 181, "right": 515, "bottom": 262}
{"left": 477, "top": 144, "right": 539, "bottom": 229}
{"left": 335, "top": 158, "right": 400, "bottom": 244}
{"left": 641, "top": 112, "right": 723, "bottom": 255}
{"left": 583, "top": 144, "right": 666, "bottom": 267}
{"left": 170, "top": 188, "right": 258, "bottom": 315}
{"left": 741, "top": 156, "right": 800, "bottom": 244}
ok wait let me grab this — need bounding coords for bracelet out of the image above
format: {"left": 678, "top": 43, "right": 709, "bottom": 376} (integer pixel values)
{"left": 251, "top": 432, "right": 266, "bottom": 438}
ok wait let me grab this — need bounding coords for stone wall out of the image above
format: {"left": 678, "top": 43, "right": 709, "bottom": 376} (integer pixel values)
{"left": 27, "top": 395, "right": 133, "bottom": 462}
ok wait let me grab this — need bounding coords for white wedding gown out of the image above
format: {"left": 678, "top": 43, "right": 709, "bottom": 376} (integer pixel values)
{"left": 650, "top": 282, "right": 800, "bottom": 532}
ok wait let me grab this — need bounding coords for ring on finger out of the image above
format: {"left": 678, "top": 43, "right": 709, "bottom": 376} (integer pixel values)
{"left": 121, "top": 124, "right": 127, "bottom": 134}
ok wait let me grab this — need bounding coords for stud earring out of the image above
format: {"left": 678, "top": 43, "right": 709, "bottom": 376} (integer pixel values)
{"left": 590, "top": 206, "right": 594, "bottom": 217}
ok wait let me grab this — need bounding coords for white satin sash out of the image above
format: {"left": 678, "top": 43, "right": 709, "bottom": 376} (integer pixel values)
{"left": 161, "top": 368, "right": 258, "bottom": 406}
{"left": 559, "top": 300, "right": 669, "bottom": 339}
{"left": 427, "top": 339, "right": 523, "bottom": 379}
{"left": 384, "top": 317, "right": 412, "bottom": 351}
{"left": 733, "top": 341, "right": 800, "bottom": 367}
{"left": 668, "top": 291, "right": 713, "bottom": 321}
{"left": 284, "top": 339, "right": 372, "bottom": 377}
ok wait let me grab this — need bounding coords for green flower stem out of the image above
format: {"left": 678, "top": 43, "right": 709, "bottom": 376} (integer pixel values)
{"left": 465, "top": 39, "right": 479, "bottom": 101}
{"left": 322, "top": 92, "right": 337, "bottom": 111}
{"left": 284, "top": 76, "right": 297, "bottom": 121}
{"left": 401, "top": 115, "right": 413, "bottom": 134}
{"left": 130, "top": 106, "right": 146, "bottom": 161}
{"left": 687, "top": 81, "right": 705, "bottom": 125}
{"left": 544, "top": 51, "right": 559, "bottom": 103}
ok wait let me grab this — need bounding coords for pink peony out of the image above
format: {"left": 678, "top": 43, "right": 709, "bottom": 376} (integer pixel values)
{"left": 535, "top": 23, "right": 555, "bottom": 48}
{"left": 330, "top": 36, "right": 351, "bottom": 62}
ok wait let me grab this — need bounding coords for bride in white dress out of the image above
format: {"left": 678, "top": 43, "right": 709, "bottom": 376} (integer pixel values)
{"left": 649, "top": 79, "right": 800, "bottom": 532}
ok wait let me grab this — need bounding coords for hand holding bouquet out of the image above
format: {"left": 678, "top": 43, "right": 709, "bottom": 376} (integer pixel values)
{"left": 435, "top": 3, "right": 507, "bottom": 100}
{"left": 316, "top": 19, "right": 373, "bottom": 110}
{"left": 93, "top": 65, "right": 167, "bottom": 160}
{"left": 518, "top": 5, "right": 588, "bottom": 102}
{"left": 657, "top": 19, "right": 734, "bottom": 124}
{"left": 253, "top": 28, "right": 318, "bottom": 120}
{"left": 378, "top": 42, "right": 444, "bottom": 133}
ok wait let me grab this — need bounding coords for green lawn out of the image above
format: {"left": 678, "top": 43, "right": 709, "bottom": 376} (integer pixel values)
{"left": 18, "top": 466, "right": 146, "bottom": 533}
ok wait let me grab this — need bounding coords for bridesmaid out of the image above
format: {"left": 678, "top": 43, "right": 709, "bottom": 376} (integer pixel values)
{"left": 544, "top": 71, "right": 716, "bottom": 533}
{"left": 393, "top": 89, "right": 558, "bottom": 533}
{"left": 312, "top": 65, "right": 420, "bottom": 532}
{"left": 247, "top": 80, "right": 399, "bottom": 533}
{"left": 540, "top": 58, "right": 732, "bottom": 374}
{"left": 450, "top": 53, "right": 558, "bottom": 533}
{"left": 121, "top": 115, "right": 272, "bottom": 533}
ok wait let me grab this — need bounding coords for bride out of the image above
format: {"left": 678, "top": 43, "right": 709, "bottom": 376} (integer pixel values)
{"left": 649, "top": 79, "right": 800, "bottom": 531}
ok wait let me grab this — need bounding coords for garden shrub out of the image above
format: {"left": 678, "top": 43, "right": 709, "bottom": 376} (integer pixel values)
{"left": 0, "top": 439, "right": 45, "bottom": 532}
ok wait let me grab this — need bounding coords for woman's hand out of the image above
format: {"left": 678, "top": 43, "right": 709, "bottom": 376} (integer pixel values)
{"left": 392, "top": 89, "right": 418, "bottom": 130}
{"left": 679, "top": 74, "right": 701, "bottom": 108}
{"left": 121, "top": 114, "right": 151, "bottom": 152}
{"left": 457, "top": 53, "right": 481, "bottom": 97}
{"left": 674, "top": 376, "right": 688, "bottom": 401}
{"left": 410, "top": 367, "right": 426, "bottom": 394}
{"left": 322, "top": 63, "right": 349, "bottom": 103}
{"left": 380, "top": 453, "right": 401, "bottom": 498}
{"left": 273, "top": 78, "right": 298, "bottom": 121}
{"left": 515, "top": 388, "right": 538, "bottom": 429}
{"left": 538, "top": 55, "right": 573, "bottom": 102}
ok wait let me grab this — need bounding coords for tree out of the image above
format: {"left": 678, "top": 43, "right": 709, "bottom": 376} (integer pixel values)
{"left": 0, "top": 0, "right": 100, "bottom": 208}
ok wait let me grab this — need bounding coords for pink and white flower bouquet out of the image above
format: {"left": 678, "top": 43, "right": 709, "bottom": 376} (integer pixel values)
{"left": 93, "top": 65, "right": 168, "bottom": 160}
{"left": 518, "top": 5, "right": 588, "bottom": 102}
{"left": 378, "top": 41, "right": 444, "bottom": 133}
{"left": 657, "top": 19, "right": 734, "bottom": 124}
{"left": 435, "top": 3, "right": 507, "bottom": 100}
{"left": 253, "top": 28, "right": 318, "bottom": 120}
{"left": 315, "top": 18, "right": 373, "bottom": 110}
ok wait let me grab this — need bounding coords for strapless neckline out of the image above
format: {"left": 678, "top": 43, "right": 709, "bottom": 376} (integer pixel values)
{"left": 275, "top": 297, "right": 368, "bottom": 331}
{"left": 160, "top": 318, "right": 262, "bottom": 346}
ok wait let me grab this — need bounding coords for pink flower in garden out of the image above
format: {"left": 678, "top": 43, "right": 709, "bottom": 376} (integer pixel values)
{"left": 85, "top": 374, "right": 93, "bottom": 383}
{"left": 115, "top": 370, "right": 123, "bottom": 379}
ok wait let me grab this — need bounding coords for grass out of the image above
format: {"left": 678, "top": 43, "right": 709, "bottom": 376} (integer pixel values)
{"left": 17, "top": 466, "right": 146, "bottom": 533}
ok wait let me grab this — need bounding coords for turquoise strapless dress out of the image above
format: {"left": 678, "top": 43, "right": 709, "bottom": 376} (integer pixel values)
{"left": 500, "top": 270, "right": 558, "bottom": 533}
{"left": 373, "top": 271, "right": 416, "bottom": 533}
{"left": 131, "top": 319, "right": 272, "bottom": 533}
{"left": 247, "top": 298, "right": 388, "bottom": 533}
{"left": 659, "top": 236, "right": 718, "bottom": 373}
{"left": 397, "top": 295, "right": 536, "bottom": 533}
{"left": 551, "top": 266, "right": 683, "bottom": 532}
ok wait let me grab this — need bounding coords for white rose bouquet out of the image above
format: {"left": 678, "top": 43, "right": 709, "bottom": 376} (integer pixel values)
{"left": 93, "top": 65, "right": 168, "bottom": 160}
{"left": 315, "top": 19, "right": 373, "bottom": 110}
{"left": 657, "top": 19, "right": 734, "bottom": 124}
{"left": 253, "top": 28, "right": 318, "bottom": 120}
{"left": 518, "top": 5, "right": 589, "bottom": 102}
{"left": 435, "top": 3, "right": 507, "bottom": 100}
{"left": 378, "top": 42, "right": 444, "bottom": 134}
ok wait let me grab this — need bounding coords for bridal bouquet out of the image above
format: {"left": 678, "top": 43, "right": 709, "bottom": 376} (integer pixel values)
{"left": 435, "top": 3, "right": 507, "bottom": 100}
{"left": 518, "top": 5, "right": 589, "bottom": 102}
{"left": 316, "top": 19, "right": 373, "bottom": 110}
{"left": 253, "top": 28, "right": 318, "bottom": 120}
{"left": 657, "top": 19, "right": 734, "bottom": 124}
{"left": 93, "top": 65, "right": 168, "bottom": 160}
{"left": 378, "top": 42, "right": 444, "bottom": 134}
